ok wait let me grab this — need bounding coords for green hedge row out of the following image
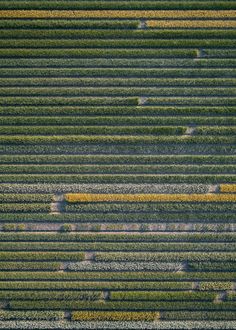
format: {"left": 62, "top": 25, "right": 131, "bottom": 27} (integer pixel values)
{"left": 1, "top": 78, "right": 236, "bottom": 88}
{"left": 0, "top": 233, "right": 233, "bottom": 243}
{"left": 162, "top": 311, "right": 236, "bottom": 320}
{"left": 1, "top": 136, "right": 235, "bottom": 145}
{"left": 0, "top": 1, "right": 235, "bottom": 10}
{"left": 1, "top": 87, "right": 235, "bottom": 97}
{"left": 3, "top": 115, "right": 235, "bottom": 126}
{"left": 9, "top": 300, "right": 236, "bottom": 311}
{"left": 0, "top": 262, "right": 61, "bottom": 271}
{"left": 0, "top": 203, "right": 50, "bottom": 213}
{"left": 95, "top": 252, "right": 236, "bottom": 262}
{"left": 0, "top": 311, "right": 64, "bottom": 321}
{"left": 2, "top": 30, "right": 236, "bottom": 40}
{"left": 0, "top": 39, "right": 235, "bottom": 49}
{"left": 2, "top": 164, "right": 235, "bottom": 175}
{"left": 0, "top": 252, "right": 84, "bottom": 261}
{"left": 1, "top": 174, "right": 236, "bottom": 184}
{"left": 0, "top": 194, "right": 52, "bottom": 203}
{"left": 0, "top": 19, "right": 139, "bottom": 30}
{"left": 110, "top": 291, "right": 215, "bottom": 301}
{"left": 1, "top": 154, "right": 235, "bottom": 165}
{"left": 0, "top": 242, "right": 233, "bottom": 252}
{"left": 0, "top": 271, "right": 234, "bottom": 281}
{"left": 0, "top": 126, "right": 186, "bottom": 136}
{"left": 0, "top": 68, "right": 234, "bottom": 78}
{"left": 0, "top": 49, "right": 196, "bottom": 58}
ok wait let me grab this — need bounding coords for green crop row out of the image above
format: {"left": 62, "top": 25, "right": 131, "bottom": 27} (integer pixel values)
{"left": 0, "top": 281, "right": 193, "bottom": 291}
{"left": 0, "top": 48, "right": 197, "bottom": 59}
{"left": 1, "top": 58, "right": 235, "bottom": 68}
{"left": 2, "top": 164, "right": 235, "bottom": 175}
{"left": 2, "top": 29, "right": 236, "bottom": 40}
{"left": 1, "top": 154, "right": 235, "bottom": 165}
{"left": 189, "top": 262, "right": 236, "bottom": 272}
{"left": 0, "top": 233, "right": 233, "bottom": 243}
{"left": 0, "top": 262, "right": 61, "bottom": 271}
{"left": 0, "top": 68, "right": 234, "bottom": 78}
{"left": 95, "top": 252, "right": 236, "bottom": 262}
{"left": 0, "top": 242, "right": 233, "bottom": 252}
{"left": 0, "top": 311, "right": 64, "bottom": 321}
{"left": 0, "top": 271, "right": 234, "bottom": 281}
{"left": 195, "top": 127, "right": 236, "bottom": 136}
{"left": 9, "top": 300, "right": 236, "bottom": 311}
{"left": 162, "top": 311, "right": 236, "bottom": 320}
{"left": 199, "top": 282, "right": 233, "bottom": 291}
{"left": 110, "top": 291, "right": 215, "bottom": 301}
{"left": 1, "top": 87, "right": 235, "bottom": 97}
{"left": 0, "top": 252, "right": 84, "bottom": 261}
{"left": 148, "top": 97, "right": 236, "bottom": 106}
{"left": 0, "top": 203, "right": 50, "bottom": 213}
{"left": 0, "top": 39, "right": 235, "bottom": 48}
{"left": 1, "top": 212, "right": 235, "bottom": 223}
{"left": 0, "top": 194, "right": 52, "bottom": 203}
{"left": 0, "top": 126, "right": 186, "bottom": 136}
{"left": 0, "top": 19, "right": 139, "bottom": 29}
{"left": 2, "top": 115, "right": 235, "bottom": 126}
{"left": 71, "top": 310, "right": 158, "bottom": 321}
{"left": 1, "top": 174, "right": 236, "bottom": 184}
{"left": 0, "top": 1, "right": 235, "bottom": 10}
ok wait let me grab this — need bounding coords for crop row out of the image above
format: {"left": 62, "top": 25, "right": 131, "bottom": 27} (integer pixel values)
{"left": 3, "top": 116, "right": 235, "bottom": 126}
{"left": 8, "top": 300, "right": 236, "bottom": 311}
{"left": 1, "top": 233, "right": 233, "bottom": 243}
{"left": 66, "top": 193, "right": 236, "bottom": 203}
{"left": 0, "top": 242, "right": 233, "bottom": 252}
{"left": 0, "top": 271, "right": 234, "bottom": 281}
{"left": 2, "top": 29, "right": 236, "bottom": 40}
{"left": 0, "top": 10, "right": 235, "bottom": 19}
{"left": 1, "top": 155, "right": 235, "bottom": 165}
{"left": 161, "top": 311, "right": 236, "bottom": 320}
{"left": 0, "top": 252, "right": 84, "bottom": 261}
{"left": 71, "top": 311, "right": 158, "bottom": 321}
{"left": 1, "top": 174, "right": 236, "bottom": 184}
{"left": 1, "top": 1, "right": 236, "bottom": 10}
{"left": 0, "top": 194, "right": 52, "bottom": 203}
{"left": 1, "top": 87, "right": 236, "bottom": 97}
{"left": 221, "top": 184, "right": 236, "bottom": 193}
{"left": 0, "top": 311, "right": 64, "bottom": 321}
{"left": 1, "top": 68, "right": 235, "bottom": 78}
{"left": 0, "top": 262, "right": 61, "bottom": 271}
{"left": 2, "top": 78, "right": 236, "bottom": 88}
{"left": 1, "top": 136, "right": 236, "bottom": 145}
{"left": 0, "top": 203, "right": 50, "bottom": 213}
{"left": 147, "top": 20, "right": 236, "bottom": 29}
{"left": 2, "top": 165, "right": 236, "bottom": 175}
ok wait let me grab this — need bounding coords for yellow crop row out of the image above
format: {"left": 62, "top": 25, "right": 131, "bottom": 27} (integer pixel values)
{"left": 220, "top": 184, "right": 236, "bottom": 193}
{"left": 147, "top": 20, "right": 236, "bottom": 28}
{"left": 0, "top": 10, "right": 235, "bottom": 19}
{"left": 71, "top": 311, "right": 159, "bottom": 321}
{"left": 65, "top": 193, "right": 236, "bottom": 203}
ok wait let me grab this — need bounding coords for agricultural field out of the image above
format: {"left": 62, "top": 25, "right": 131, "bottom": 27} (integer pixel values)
{"left": 0, "top": 1, "right": 236, "bottom": 329}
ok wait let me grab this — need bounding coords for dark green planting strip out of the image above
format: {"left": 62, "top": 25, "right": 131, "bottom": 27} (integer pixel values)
{"left": 1, "top": 106, "right": 236, "bottom": 117}
{"left": 1, "top": 78, "right": 236, "bottom": 88}
{"left": 95, "top": 252, "right": 236, "bottom": 262}
{"left": 1, "top": 144, "right": 235, "bottom": 156}
{"left": 8, "top": 300, "right": 236, "bottom": 311}
{"left": 0, "top": 19, "right": 140, "bottom": 30}
{"left": 1, "top": 212, "right": 235, "bottom": 223}
{"left": 189, "top": 262, "right": 236, "bottom": 271}
{"left": 0, "top": 39, "right": 235, "bottom": 48}
{"left": 0, "top": 1, "right": 236, "bottom": 9}
{"left": 1, "top": 233, "right": 234, "bottom": 243}
{"left": 0, "top": 242, "right": 234, "bottom": 252}
{"left": 1, "top": 87, "right": 236, "bottom": 97}
{"left": 2, "top": 116, "right": 235, "bottom": 126}
{"left": 0, "top": 262, "right": 61, "bottom": 271}
{"left": 0, "top": 252, "right": 84, "bottom": 261}
{"left": 1, "top": 174, "right": 235, "bottom": 184}
{"left": 207, "top": 49, "right": 236, "bottom": 58}
{"left": 0, "top": 194, "right": 52, "bottom": 203}
{"left": 1, "top": 155, "right": 236, "bottom": 165}
{"left": 0, "top": 203, "right": 50, "bottom": 213}
{"left": 2, "top": 30, "right": 236, "bottom": 40}
{"left": 0, "top": 49, "right": 197, "bottom": 59}
{"left": 1, "top": 58, "right": 236, "bottom": 68}
{"left": 0, "top": 271, "right": 234, "bottom": 281}
{"left": 0, "top": 68, "right": 235, "bottom": 78}
{"left": 148, "top": 97, "right": 236, "bottom": 106}
{"left": 162, "top": 311, "right": 236, "bottom": 320}
{"left": 2, "top": 164, "right": 235, "bottom": 174}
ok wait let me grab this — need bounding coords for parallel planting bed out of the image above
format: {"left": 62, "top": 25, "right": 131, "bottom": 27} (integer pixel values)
{"left": 0, "top": 1, "right": 236, "bottom": 329}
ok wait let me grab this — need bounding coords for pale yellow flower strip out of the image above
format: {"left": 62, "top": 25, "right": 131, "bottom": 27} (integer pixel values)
{"left": 220, "top": 184, "right": 236, "bottom": 193}
{"left": 72, "top": 311, "right": 159, "bottom": 321}
{"left": 0, "top": 10, "right": 235, "bottom": 19}
{"left": 147, "top": 20, "right": 236, "bottom": 28}
{"left": 66, "top": 193, "right": 236, "bottom": 203}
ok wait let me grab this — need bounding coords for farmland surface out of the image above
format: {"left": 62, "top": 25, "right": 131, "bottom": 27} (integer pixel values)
{"left": 0, "top": 1, "right": 236, "bottom": 329}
